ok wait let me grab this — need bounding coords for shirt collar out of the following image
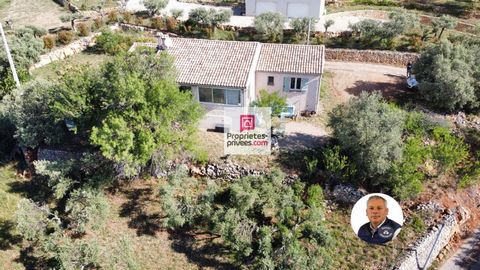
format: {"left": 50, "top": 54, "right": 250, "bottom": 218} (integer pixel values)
{"left": 370, "top": 218, "right": 387, "bottom": 231}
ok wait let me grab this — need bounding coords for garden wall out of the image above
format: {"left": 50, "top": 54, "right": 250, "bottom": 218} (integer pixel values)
{"left": 30, "top": 32, "right": 100, "bottom": 71}
{"left": 395, "top": 213, "right": 458, "bottom": 270}
{"left": 325, "top": 48, "right": 419, "bottom": 67}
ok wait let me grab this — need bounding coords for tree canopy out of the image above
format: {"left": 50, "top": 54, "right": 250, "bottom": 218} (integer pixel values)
{"left": 160, "top": 167, "right": 332, "bottom": 269}
{"left": 142, "top": 0, "right": 169, "bottom": 15}
{"left": 328, "top": 91, "right": 405, "bottom": 179}
{"left": 51, "top": 52, "right": 203, "bottom": 175}
{"left": 254, "top": 12, "right": 286, "bottom": 42}
{"left": 414, "top": 41, "right": 479, "bottom": 112}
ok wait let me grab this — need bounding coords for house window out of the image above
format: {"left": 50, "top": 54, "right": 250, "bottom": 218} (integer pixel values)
{"left": 198, "top": 87, "right": 241, "bottom": 105}
{"left": 267, "top": 76, "right": 274, "bottom": 86}
{"left": 290, "top": 78, "right": 302, "bottom": 90}
{"left": 179, "top": 86, "right": 192, "bottom": 92}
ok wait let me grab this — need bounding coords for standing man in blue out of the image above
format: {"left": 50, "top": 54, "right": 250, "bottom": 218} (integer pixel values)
{"left": 357, "top": 195, "right": 402, "bottom": 244}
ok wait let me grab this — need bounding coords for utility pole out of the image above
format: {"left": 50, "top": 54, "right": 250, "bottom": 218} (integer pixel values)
{"left": 0, "top": 22, "right": 20, "bottom": 88}
{"left": 307, "top": 17, "right": 311, "bottom": 45}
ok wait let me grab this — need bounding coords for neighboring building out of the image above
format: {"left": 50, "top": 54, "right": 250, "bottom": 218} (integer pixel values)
{"left": 130, "top": 34, "right": 325, "bottom": 129}
{"left": 245, "top": 0, "right": 326, "bottom": 18}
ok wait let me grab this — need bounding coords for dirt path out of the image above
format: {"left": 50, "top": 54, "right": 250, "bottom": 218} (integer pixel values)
{"left": 277, "top": 62, "right": 407, "bottom": 149}
{"left": 0, "top": 0, "right": 69, "bottom": 30}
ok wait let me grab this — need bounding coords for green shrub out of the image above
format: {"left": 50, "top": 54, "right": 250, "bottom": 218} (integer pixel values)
{"left": 43, "top": 35, "right": 56, "bottom": 50}
{"left": 95, "top": 29, "right": 133, "bottom": 55}
{"left": 57, "top": 30, "right": 74, "bottom": 45}
{"left": 431, "top": 127, "right": 469, "bottom": 172}
{"left": 94, "top": 17, "right": 104, "bottom": 29}
{"left": 77, "top": 22, "right": 90, "bottom": 36}
{"left": 166, "top": 16, "right": 178, "bottom": 32}
{"left": 122, "top": 11, "right": 133, "bottom": 24}
{"left": 151, "top": 16, "right": 165, "bottom": 30}
{"left": 388, "top": 136, "right": 430, "bottom": 200}
{"left": 65, "top": 189, "right": 110, "bottom": 234}
{"left": 321, "top": 145, "right": 356, "bottom": 184}
{"left": 108, "top": 10, "right": 120, "bottom": 23}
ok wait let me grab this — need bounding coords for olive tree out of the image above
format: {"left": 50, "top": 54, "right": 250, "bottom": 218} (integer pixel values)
{"left": 328, "top": 91, "right": 405, "bottom": 180}
{"left": 254, "top": 12, "right": 286, "bottom": 42}
{"left": 142, "top": 0, "right": 169, "bottom": 16}
{"left": 414, "top": 41, "right": 479, "bottom": 111}
{"left": 160, "top": 167, "right": 332, "bottom": 269}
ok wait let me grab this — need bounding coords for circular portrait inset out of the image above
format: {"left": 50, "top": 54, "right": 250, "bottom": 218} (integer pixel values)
{"left": 350, "top": 193, "right": 404, "bottom": 245}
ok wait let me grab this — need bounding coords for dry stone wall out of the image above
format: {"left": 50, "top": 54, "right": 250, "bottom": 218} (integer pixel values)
{"left": 30, "top": 32, "right": 101, "bottom": 71}
{"left": 325, "top": 48, "right": 419, "bottom": 67}
{"left": 395, "top": 213, "right": 458, "bottom": 270}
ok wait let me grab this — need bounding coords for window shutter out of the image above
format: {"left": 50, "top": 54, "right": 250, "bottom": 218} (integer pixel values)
{"left": 301, "top": 78, "right": 308, "bottom": 92}
{"left": 283, "top": 77, "right": 290, "bottom": 92}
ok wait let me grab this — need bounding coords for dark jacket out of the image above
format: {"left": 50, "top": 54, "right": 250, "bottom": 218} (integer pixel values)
{"left": 357, "top": 218, "right": 402, "bottom": 245}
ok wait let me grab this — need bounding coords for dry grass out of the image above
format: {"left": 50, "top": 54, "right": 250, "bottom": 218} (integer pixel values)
{"left": 0, "top": 164, "right": 31, "bottom": 270}
{"left": 0, "top": 0, "right": 70, "bottom": 30}
{"left": 324, "top": 207, "right": 420, "bottom": 270}
{"left": 31, "top": 50, "right": 114, "bottom": 81}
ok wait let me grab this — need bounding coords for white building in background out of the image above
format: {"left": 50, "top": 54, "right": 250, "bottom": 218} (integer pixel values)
{"left": 245, "top": 0, "right": 326, "bottom": 18}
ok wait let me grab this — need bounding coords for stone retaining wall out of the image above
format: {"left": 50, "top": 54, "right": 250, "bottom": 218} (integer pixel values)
{"left": 30, "top": 32, "right": 101, "bottom": 71}
{"left": 325, "top": 48, "right": 419, "bottom": 67}
{"left": 395, "top": 213, "right": 458, "bottom": 270}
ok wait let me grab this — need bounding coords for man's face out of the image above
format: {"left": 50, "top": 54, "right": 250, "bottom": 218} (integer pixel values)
{"left": 366, "top": 198, "right": 388, "bottom": 227}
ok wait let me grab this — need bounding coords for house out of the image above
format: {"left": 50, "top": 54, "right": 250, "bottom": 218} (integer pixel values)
{"left": 130, "top": 34, "right": 325, "bottom": 129}
{"left": 245, "top": 0, "right": 326, "bottom": 18}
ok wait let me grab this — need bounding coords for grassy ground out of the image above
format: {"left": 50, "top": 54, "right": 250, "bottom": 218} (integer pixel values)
{"left": 324, "top": 207, "right": 420, "bottom": 269}
{"left": 0, "top": 0, "right": 10, "bottom": 9}
{"left": 71, "top": 0, "right": 118, "bottom": 10}
{"left": 0, "top": 164, "right": 30, "bottom": 270}
{"left": 31, "top": 49, "right": 114, "bottom": 81}
{"left": 327, "top": 0, "right": 479, "bottom": 20}
{"left": 0, "top": 0, "right": 69, "bottom": 30}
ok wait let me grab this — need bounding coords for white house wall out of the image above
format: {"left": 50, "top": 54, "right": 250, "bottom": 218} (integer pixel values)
{"left": 246, "top": 0, "right": 324, "bottom": 18}
{"left": 255, "top": 72, "right": 320, "bottom": 112}
{"left": 191, "top": 85, "right": 248, "bottom": 130}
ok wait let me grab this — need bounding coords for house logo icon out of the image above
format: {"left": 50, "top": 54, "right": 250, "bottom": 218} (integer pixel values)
{"left": 240, "top": 115, "right": 255, "bottom": 132}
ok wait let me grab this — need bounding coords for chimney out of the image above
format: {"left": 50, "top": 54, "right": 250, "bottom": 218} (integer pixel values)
{"left": 156, "top": 32, "right": 172, "bottom": 52}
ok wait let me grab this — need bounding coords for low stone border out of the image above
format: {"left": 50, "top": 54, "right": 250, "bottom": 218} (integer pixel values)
{"left": 325, "top": 48, "right": 419, "bottom": 67}
{"left": 30, "top": 32, "right": 101, "bottom": 71}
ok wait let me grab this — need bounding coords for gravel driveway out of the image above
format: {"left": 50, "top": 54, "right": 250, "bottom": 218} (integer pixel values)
{"left": 125, "top": 0, "right": 385, "bottom": 31}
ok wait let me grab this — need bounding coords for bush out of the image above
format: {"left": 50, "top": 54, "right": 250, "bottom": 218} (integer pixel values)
{"left": 388, "top": 136, "right": 429, "bottom": 199}
{"left": 159, "top": 168, "right": 332, "bottom": 268}
{"left": 431, "top": 126, "right": 469, "bottom": 172}
{"left": 250, "top": 89, "right": 287, "bottom": 116}
{"left": 121, "top": 11, "right": 133, "bottom": 24}
{"left": 95, "top": 29, "right": 133, "bottom": 55}
{"left": 166, "top": 16, "right": 178, "bottom": 32}
{"left": 151, "top": 16, "right": 165, "bottom": 30}
{"left": 57, "top": 30, "right": 74, "bottom": 45}
{"left": 170, "top": 8, "right": 184, "bottom": 20}
{"left": 321, "top": 145, "right": 356, "bottom": 184}
{"left": 108, "top": 10, "right": 119, "bottom": 23}
{"left": 24, "top": 25, "right": 47, "bottom": 38}
{"left": 65, "top": 189, "right": 110, "bottom": 234}
{"left": 328, "top": 92, "right": 405, "bottom": 180}
{"left": 43, "top": 35, "right": 56, "bottom": 50}
{"left": 415, "top": 41, "right": 479, "bottom": 112}
{"left": 77, "top": 22, "right": 90, "bottom": 36}
{"left": 94, "top": 17, "right": 104, "bottom": 29}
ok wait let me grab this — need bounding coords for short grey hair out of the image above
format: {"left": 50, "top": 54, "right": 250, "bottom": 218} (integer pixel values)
{"left": 367, "top": 195, "right": 387, "bottom": 208}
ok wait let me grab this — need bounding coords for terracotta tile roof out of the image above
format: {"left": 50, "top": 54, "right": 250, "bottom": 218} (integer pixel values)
{"left": 256, "top": 43, "right": 324, "bottom": 75}
{"left": 167, "top": 38, "right": 260, "bottom": 88}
